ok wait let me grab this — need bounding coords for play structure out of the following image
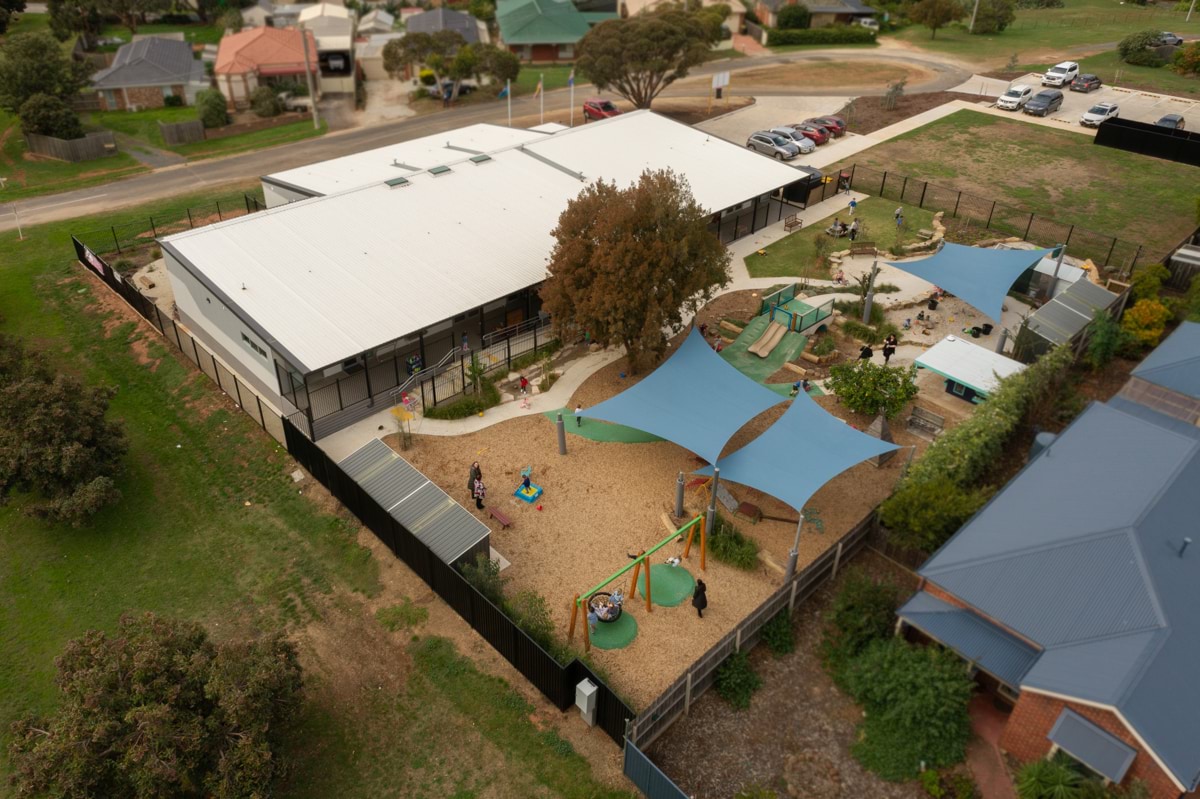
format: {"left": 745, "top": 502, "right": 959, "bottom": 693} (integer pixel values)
{"left": 747, "top": 320, "right": 787, "bottom": 358}
{"left": 568, "top": 514, "right": 707, "bottom": 653}
{"left": 514, "top": 465, "right": 544, "bottom": 503}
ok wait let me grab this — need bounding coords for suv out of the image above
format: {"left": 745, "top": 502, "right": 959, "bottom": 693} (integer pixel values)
{"left": 1024, "top": 89, "right": 1064, "bottom": 116}
{"left": 1042, "top": 61, "right": 1079, "bottom": 87}
{"left": 787, "top": 122, "right": 829, "bottom": 145}
{"left": 1155, "top": 31, "right": 1184, "bottom": 46}
{"left": 582, "top": 98, "right": 621, "bottom": 121}
{"left": 1156, "top": 114, "right": 1186, "bottom": 130}
{"left": 746, "top": 131, "right": 800, "bottom": 160}
{"left": 1080, "top": 102, "right": 1119, "bottom": 127}
{"left": 997, "top": 84, "right": 1033, "bottom": 110}
{"left": 807, "top": 115, "right": 846, "bottom": 136}
{"left": 1070, "top": 74, "right": 1102, "bottom": 93}
{"left": 770, "top": 127, "right": 817, "bottom": 154}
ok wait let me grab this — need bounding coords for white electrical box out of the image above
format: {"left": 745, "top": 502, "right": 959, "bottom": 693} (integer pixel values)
{"left": 575, "top": 679, "right": 597, "bottom": 727}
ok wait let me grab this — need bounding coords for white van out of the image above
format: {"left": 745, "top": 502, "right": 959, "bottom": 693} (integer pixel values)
{"left": 857, "top": 17, "right": 880, "bottom": 30}
{"left": 997, "top": 84, "right": 1033, "bottom": 110}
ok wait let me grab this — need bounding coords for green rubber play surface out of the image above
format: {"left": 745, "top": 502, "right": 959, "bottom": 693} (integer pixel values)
{"left": 543, "top": 407, "right": 662, "bottom": 443}
{"left": 590, "top": 610, "right": 638, "bottom": 650}
{"left": 637, "top": 563, "right": 696, "bottom": 608}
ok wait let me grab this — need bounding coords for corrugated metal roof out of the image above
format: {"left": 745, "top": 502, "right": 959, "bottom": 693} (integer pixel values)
{"left": 407, "top": 8, "right": 481, "bottom": 42}
{"left": 1048, "top": 708, "right": 1136, "bottom": 783}
{"left": 497, "top": 0, "right": 590, "bottom": 44}
{"left": 169, "top": 112, "right": 804, "bottom": 373}
{"left": 1023, "top": 631, "right": 1162, "bottom": 705}
{"left": 1130, "top": 321, "right": 1200, "bottom": 400}
{"left": 915, "top": 335, "right": 1026, "bottom": 396}
{"left": 338, "top": 439, "right": 490, "bottom": 564}
{"left": 898, "top": 591, "right": 1039, "bottom": 687}
{"left": 92, "top": 37, "right": 207, "bottom": 89}
{"left": 1024, "top": 278, "right": 1118, "bottom": 345}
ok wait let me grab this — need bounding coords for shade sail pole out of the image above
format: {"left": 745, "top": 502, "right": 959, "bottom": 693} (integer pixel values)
{"left": 706, "top": 467, "right": 720, "bottom": 549}
{"left": 786, "top": 514, "right": 802, "bottom": 583}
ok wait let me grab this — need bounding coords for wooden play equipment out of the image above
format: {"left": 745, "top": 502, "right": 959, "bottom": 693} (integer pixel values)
{"left": 568, "top": 515, "right": 707, "bottom": 653}
{"left": 747, "top": 321, "right": 787, "bottom": 358}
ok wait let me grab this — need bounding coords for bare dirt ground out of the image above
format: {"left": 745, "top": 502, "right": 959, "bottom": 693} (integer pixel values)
{"left": 733, "top": 60, "right": 936, "bottom": 91}
{"left": 834, "top": 90, "right": 998, "bottom": 134}
{"left": 649, "top": 550, "right": 924, "bottom": 799}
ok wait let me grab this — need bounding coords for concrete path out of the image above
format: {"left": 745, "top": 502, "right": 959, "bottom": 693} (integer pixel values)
{"left": 113, "top": 133, "right": 186, "bottom": 169}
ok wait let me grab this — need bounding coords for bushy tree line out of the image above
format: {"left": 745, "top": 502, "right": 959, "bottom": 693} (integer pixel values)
{"left": 383, "top": 31, "right": 520, "bottom": 100}
{"left": 0, "top": 32, "right": 92, "bottom": 139}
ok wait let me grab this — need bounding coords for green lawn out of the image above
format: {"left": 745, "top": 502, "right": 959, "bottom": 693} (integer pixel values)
{"left": 0, "top": 111, "right": 148, "bottom": 202}
{"left": 514, "top": 64, "right": 576, "bottom": 96}
{"left": 86, "top": 106, "right": 203, "bottom": 149}
{"left": 97, "top": 21, "right": 224, "bottom": 49}
{"left": 834, "top": 108, "right": 1200, "bottom": 259}
{"left": 172, "top": 118, "right": 327, "bottom": 160}
{"left": 891, "top": 0, "right": 1200, "bottom": 65}
{"left": 751, "top": 197, "right": 934, "bottom": 278}
{"left": 3, "top": 10, "right": 52, "bottom": 38}
{"left": 1023, "top": 51, "right": 1200, "bottom": 96}
{"left": 769, "top": 41, "right": 879, "bottom": 54}
{"left": 0, "top": 188, "right": 631, "bottom": 798}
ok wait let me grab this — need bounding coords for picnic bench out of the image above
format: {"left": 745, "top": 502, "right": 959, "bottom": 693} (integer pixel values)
{"left": 849, "top": 241, "right": 876, "bottom": 257}
{"left": 784, "top": 214, "right": 803, "bottom": 231}
{"left": 908, "top": 406, "right": 945, "bottom": 439}
{"left": 488, "top": 507, "right": 513, "bottom": 529}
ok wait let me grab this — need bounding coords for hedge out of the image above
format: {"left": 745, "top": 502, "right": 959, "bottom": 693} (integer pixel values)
{"left": 767, "top": 25, "right": 876, "bottom": 46}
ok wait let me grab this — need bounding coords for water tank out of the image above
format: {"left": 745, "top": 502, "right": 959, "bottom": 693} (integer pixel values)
{"left": 1029, "top": 431, "right": 1057, "bottom": 461}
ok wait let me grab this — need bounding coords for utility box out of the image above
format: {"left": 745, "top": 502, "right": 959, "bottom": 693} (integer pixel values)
{"left": 576, "top": 679, "right": 597, "bottom": 727}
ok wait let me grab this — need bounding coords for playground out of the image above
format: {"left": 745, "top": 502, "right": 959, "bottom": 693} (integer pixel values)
{"left": 387, "top": 341, "right": 925, "bottom": 707}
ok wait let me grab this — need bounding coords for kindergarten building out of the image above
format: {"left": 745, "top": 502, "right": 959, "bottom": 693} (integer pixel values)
{"left": 159, "top": 111, "right": 815, "bottom": 440}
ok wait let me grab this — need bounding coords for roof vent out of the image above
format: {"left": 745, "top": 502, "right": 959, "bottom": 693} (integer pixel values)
{"left": 385, "top": 176, "right": 410, "bottom": 188}
{"left": 1180, "top": 537, "right": 1193, "bottom": 558}
{"left": 429, "top": 165, "right": 452, "bottom": 176}
{"left": 469, "top": 154, "right": 492, "bottom": 164}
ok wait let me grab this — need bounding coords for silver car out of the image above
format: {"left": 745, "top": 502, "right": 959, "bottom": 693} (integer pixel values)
{"left": 769, "top": 127, "right": 817, "bottom": 154}
{"left": 747, "top": 131, "right": 800, "bottom": 160}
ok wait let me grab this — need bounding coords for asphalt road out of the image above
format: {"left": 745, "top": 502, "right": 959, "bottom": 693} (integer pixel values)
{"left": 0, "top": 48, "right": 972, "bottom": 232}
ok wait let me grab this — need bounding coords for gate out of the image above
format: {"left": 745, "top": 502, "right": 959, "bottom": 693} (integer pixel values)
{"left": 623, "top": 738, "right": 689, "bottom": 799}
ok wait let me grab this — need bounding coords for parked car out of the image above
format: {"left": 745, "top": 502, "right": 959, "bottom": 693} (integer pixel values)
{"left": 1041, "top": 61, "right": 1079, "bottom": 87}
{"left": 1155, "top": 31, "right": 1184, "bottom": 46}
{"left": 770, "top": 127, "right": 817, "bottom": 154}
{"left": 857, "top": 17, "right": 879, "bottom": 30}
{"left": 1070, "top": 74, "right": 1102, "bottom": 93}
{"left": 802, "top": 120, "right": 837, "bottom": 140}
{"left": 806, "top": 116, "right": 846, "bottom": 136}
{"left": 277, "top": 92, "right": 313, "bottom": 112}
{"left": 1024, "top": 89, "right": 1064, "bottom": 116}
{"left": 786, "top": 122, "right": 829, "bottom": 145}
{"left": 746, "top": 131, "right": 800, "bottom": 160}
{"left": 582, "top": 98, "right": 622, "bottom": 121}
{"left": 996, "top": 84, "right": 1033, "bottom": 110}
{"left": 1080, "top": 102, "right": 1119, "bottom": 127}
{"left": 1156, "top": 113, "right": 1186, "bottom": 130}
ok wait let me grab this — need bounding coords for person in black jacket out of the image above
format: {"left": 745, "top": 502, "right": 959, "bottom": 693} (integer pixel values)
{"left": 692, "top": 579, "right": 708, "bottom": 619}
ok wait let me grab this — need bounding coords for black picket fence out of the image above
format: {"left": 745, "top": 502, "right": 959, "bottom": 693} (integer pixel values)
{"left": 846, "top": 165, "right": 1144, "bottom": 275}
{"left": 72, "top": 193, "right": 266, "bottom": 258}
{"left": 281, "top": 419, "right": 635, "bottom": 744}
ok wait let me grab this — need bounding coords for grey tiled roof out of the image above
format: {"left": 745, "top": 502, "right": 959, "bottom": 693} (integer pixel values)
{"left": 1130, "top": 321, "right": 1200, "bottom": 400}
{"left": 92, "top": 37, "right": 206, "bottom": 89}
{"left": 406, "top": 8, "right": 480, "bottom": 43}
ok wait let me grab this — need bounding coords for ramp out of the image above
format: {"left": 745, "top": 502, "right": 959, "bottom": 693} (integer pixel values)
{"left": 747, "top": 321, "right": 787, "bottom": 358}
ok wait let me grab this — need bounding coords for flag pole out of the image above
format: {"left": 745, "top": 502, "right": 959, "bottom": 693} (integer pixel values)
{"left": 539, "top": 72, "right": 544, "bottom": 124}
{"left": 569, "top": 70, "right": 575, "bottom": 127}
{"left": 506, "top": 79, "right": 511, "bottom": 127}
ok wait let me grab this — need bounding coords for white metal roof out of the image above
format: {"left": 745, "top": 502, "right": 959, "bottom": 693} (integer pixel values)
{"left": 263, "top": 123, "right": 550, "bottom": 196}
{"left": 915, "top": 335, "right": 1026, "bottom": 395}
{"left": 528, "top": 122, "right": 568, "bottom": 133}
{"left": 170, "top": 112, "right": 804, "bottom": 373}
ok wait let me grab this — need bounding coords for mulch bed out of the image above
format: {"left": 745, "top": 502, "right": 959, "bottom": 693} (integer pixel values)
{"left": 834, "top": 91, "right": 998, "bottom": 136}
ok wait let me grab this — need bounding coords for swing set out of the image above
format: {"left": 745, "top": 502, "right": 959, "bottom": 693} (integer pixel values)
{"left": 568, "top": 514, "right": 708, "bottom": 653}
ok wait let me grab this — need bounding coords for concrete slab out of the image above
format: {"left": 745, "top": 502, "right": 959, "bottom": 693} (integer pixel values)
{"left": 695, "top": 95, "right": 853, "bottom": 146}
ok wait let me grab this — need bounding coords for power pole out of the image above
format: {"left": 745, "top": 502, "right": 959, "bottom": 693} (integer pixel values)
{"left": 299, "top": 25, "right": 322, "bottom": 131}
{"left": 969, "top": 0, "right": 982, "bottom": 33}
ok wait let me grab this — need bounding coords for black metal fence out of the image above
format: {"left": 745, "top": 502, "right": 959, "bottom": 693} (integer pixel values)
{"left": 847, "top": 165, "right": 1143, "bottom": 274}
{"left": 1095, "top": 116, "right": 1200, "bottom": 168}
{"left": 72, "top": 193, "right": 266, "bottom": 257}
{"left": 281, "top": 419, "right": 636, "bottom": 744}
{"left": 72, "top": 237, "right": 286, "bottom": 443}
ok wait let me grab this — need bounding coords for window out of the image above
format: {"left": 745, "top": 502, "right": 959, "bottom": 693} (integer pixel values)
{"left": 242, "top": 332, "right": 267, "bottom": 358}
{"left": 162, "top": 86, "right": 175, "bottom": 99}
{"left": 103, "top": 90, "right": 118, "bottom": 109}
{"left": 520, "top": 45, "right": 532, "bottom": 60}
{"left": 952, "top": 382, "right": 967, "bottom": 397}
{"left": 557, "top": 44, "right": 574, "bottom": 59}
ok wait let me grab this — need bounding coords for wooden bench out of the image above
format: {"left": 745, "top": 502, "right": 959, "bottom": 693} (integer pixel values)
{"left": 735, "top": 501, "right": 762, "bottom": 524}
{"left": 137, "top": 275, "right": 156, "bottom": 290}
{"left": 908, "top": 406, "right": 945, "bottom": 439}
{"left": 488, "top": 507, "right": 513, "bottom": 529}
{"left": 849, "top": 241, "right": 876, "bottom": 257}
{"left": 784, "top": 214, "right": 802, "bottom": 231}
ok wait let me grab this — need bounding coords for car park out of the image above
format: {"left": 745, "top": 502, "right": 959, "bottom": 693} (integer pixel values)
{"left": 1024, "top": 89, "right": 1064, "bottom": 116}
{"left": 746, "top": 131, "right": 800, "bottom": 160}
{"left": 1041, "top": 61, "right": 1079, "bottom": 87}
{"left": 582, "top": 98, "right": 622, "bottom": 121}
{"left": 787, "top": 122, "right": 829, "bottom": 145}
{"left": 1080, "top": 102, "right": 1119, "bottom": 127}
{"left": 770, "top": 127, "right": 817, "bottom": 154}
{"left": 806, "top": 116, "right": 846, "bottom": 136}
{"left": 1155, "top": 31, "right": 1184, "bottom": 46}
{"left": 1070, "top": 74, "right": 1102, "bottom": 93}
{"left": 1156, "top": 114, "right": 1186, "bottom": 130}
{"left": 997, "top": 84, "right": 1033, "bottom": 110}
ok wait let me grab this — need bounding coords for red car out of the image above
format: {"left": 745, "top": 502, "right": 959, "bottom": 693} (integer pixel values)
{"left": 787, "top": 122, "right": 829, "bottom": 145}
{"left": 806, "top": 116, "right": 846, "bottom": 136}
{"left": 582, "top": 98, "right": 622, "bottom": 121}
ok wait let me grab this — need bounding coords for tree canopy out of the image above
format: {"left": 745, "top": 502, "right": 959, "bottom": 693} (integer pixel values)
{"left": 776, "top": 3, "right": 810, "bottom": 29}
{"left": 540, "top": 169, "right": 730, "bottom": 372}
{"left": 0, "top": 332, "right": 127, "bottom": 525}
{"left": 825, "top": 361, "right": 918, "bottom": 419}
{"left": 907, "top": 0, "right": 965, "bottom": 39}
{"left": 0, "top": 31, "right": 93, "bottom": 113}
{"left": 95, "top": 0, "right": 169, "bottom": 35}
{"left": 384, "top": 29, "right": 466, "bottom": 85}
{"left": 576, "top": 8, "right": 718, "bottom": 109}
{"left": 18, "top": 93, "right": 84, "bottom": 139}
{"left": 970, "top": 0, "right": 1015, "bottom": 34}
{"left": 0, "top": 0, "right": 26, "bottom": 33}
{"left": 8, "top": 612, "right": 303, "bottom": 799}
{"left": 47, "top": 0, "right": 103, "bottom": 44}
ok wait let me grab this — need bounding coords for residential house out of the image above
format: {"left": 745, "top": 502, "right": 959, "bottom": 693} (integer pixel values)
{"left": 619, "top": 0, "right": 743, "bottom": 35}
{"left": 397, "top": 6, "right": 424, "bottom": 24}
{"left": 754, "top": 0, "right": 874, "bottom": 28}
{"left": 214, "top": 26, "right": 319, "bottom": 108}
{"left": 897, "top": 322, "right": 1200, "bottom": 799}
{"left": 357, "top": 8, "right": 395, "bottom": 35}
{"left": 299, "top": 3, "right": 356, "bottom": 93}
{"left": 405, "top": 8, "right": 485, "bottom": 45}
{"left": 241, "top": 0, "right": 273, "bottom": 29}
{"left": 358, "top": 32, "right": 406, "bottom": 80}
{"left": 91, "top": 37, "right": 209, "bottom": 111}
{"left": 496, "top": 0, "right": 614, "bottom": 62}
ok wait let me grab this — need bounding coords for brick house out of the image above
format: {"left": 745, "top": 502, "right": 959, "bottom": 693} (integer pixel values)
{"left": 754, "top": 0, "right": 875, "bottom": 29}
{"left": 214, "top": 27, "right": 320, "bottom": 109}
{"left": 897, "top": 322, "right": 1200, "bottom": 799}
{"left": 496, "top": 0, "right": 614, "bottom": 62}
{"left": 91, "top": 37, "right": 209, "bottom": 111}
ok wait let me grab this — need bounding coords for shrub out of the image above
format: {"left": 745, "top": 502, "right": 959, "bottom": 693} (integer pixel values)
{"left": 18, "top": 93, "right": 83, "bottom": 139}
{"left": 423, "top": 376, "right": 500, "bottom": 419}
{"left": 507, "top": 589, "right": 560, "bottom": 657}
{"left": 1117, "top": 29, "right": 1162, "bottom": 63}
{"left": 708, "top": 512, "right": 759, "bottom": 570}
{"left": 419, "top": 67, "right": 437, "bottom": 86}
{"left": 250, "top": 85, "right": 283, "bottom": 117}
{"left": 921, "top": 769, "right": 945, "bottom": 798}
{"left": 163, "top": 93, "right": 184, "bottom": 107}
{"left": 715, "top": 650, "right": 762, "bottom": 709}
{"left": 820, "top": 569, "right": 899, "bottom": 681}
{"left": 1130, "top": 262, "right": 1169, "bottom": 302}
{"left": 768, "top": 25, "right": 875, "bottom": 46}
{"left": 879, "top": 477, "right": 990, "bottom": 553}
{"left": 1173, "top": 41, "right": 1200, "bottom": 75}
{"left": 776, "top": 3, "right": 810, "bottom": 28}
{"left": 376, "top": 598, "right": 429, "bottom": 631}
{"left": 1121, "top": 298, "right": 1171, "bottom": 347}
{"left": 834, "top": 298, "right": 885, "bottom": 325}
{"left": 811, "top": 334, "right": 836, "bottom": 356}
{"left": 971, "top": 0, "right": 1015, "bottom": 34}
{"left": 1015, "top": 757, "right": 1081, "bottom": 798}
{"left": 761, "top": 610, "right": 794, "bottom": 655}
{"left": 825, "top": 361, "right": 918, "bottom": 419}
{"left": 508, "top": 339, "right": 562, "bottom": 372}
{"left": 1083, "top": 309, "right": 1131, "bottom": 371}
{"left": 195, "top": 88, "right": 228, "bottom": 128}
{"left": 460, "top": 551, "right": 506, "bottom": 605}
{"left": 735, "top": 786, "right": 778, "bottom": 799}
{"left": 843, "top": 639, "right": 973, "bottom": 781}
{"left": 1015, "top": 0, "right": 1061, "bottom": 7}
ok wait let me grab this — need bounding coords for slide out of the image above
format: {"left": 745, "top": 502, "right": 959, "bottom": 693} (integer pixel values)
{"left": 747, "top": 321, "right": 787, "bottom": 358}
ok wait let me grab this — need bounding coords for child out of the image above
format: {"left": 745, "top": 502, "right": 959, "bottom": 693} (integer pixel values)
{"left": 587, "top": 608, "right": 599, "bottom": 635}
{"left": 574, "top": 403, "right": 583, "bottom": 427}
{"left": 519, "top": 375, "right": 529, "bottom": 395}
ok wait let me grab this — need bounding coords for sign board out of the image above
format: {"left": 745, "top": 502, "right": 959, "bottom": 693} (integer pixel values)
{"left": 80, "top": 242, "right": 108, "bottom": 278}
{"left": 711, "top": 71, "right": 730, "bottom": 90}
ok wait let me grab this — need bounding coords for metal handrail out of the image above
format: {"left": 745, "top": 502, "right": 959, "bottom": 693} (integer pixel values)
{"left": 388, "top": 347, "right": 460, "bottom": 404}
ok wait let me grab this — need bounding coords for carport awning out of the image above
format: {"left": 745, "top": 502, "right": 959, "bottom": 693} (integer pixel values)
{"left": 1048, "top": 708, "right": 1137, "bottom": 783}
{"left": 886, "top": 243, "right": 1053, "bottom": 324}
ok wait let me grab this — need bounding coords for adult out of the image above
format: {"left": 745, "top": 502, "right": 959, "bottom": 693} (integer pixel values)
{"left": 692, "top": 579, "right": 708, "bottom": 619}
{"left": 849, "top": 219, "right": 860, "bottom": 242}
{"left": 882, "top": 333, "right": 898, "bottom": 366}
{"left": 859, "top": 344, "right": 873, "bottom": 362}
{"left": 893, "top": 206, "right": 902, "bottom": 222}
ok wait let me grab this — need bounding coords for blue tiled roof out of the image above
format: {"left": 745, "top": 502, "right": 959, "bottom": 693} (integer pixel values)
{"left": 1048, "top": 709, "right": 1136, "bottom": 783}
